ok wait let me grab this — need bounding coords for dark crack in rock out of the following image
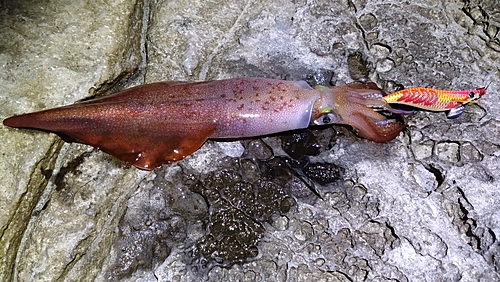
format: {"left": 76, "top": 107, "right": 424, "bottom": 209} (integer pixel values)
{"left": 355, "top": 220, "right": 400, "bottom": 257}
{"left": 462, "top": 1, "right": 500, "bottom": 51}
{"left": 423, "top": 163, "right": 445, "bottom": 187}
{"left": 443, "top": 185, "right": 499, "bottom": 271}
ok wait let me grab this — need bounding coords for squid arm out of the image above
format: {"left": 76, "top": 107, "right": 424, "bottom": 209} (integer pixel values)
{"left": 3, "top": 78, "right": 403, "bottom": 170}
{"left": 312, "top": 84, "right": 404, "bottom": 142}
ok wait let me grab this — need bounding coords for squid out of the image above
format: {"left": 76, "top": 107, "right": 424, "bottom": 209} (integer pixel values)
{"left": 3, "top": 78, "right": 403, "bottom": 170}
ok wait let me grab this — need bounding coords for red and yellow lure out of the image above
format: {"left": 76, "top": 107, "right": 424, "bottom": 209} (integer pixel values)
{"left": 382, "top": 87, "right": 485, "bottom": 118}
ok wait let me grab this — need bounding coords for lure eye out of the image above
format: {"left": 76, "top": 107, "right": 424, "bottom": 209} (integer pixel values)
{"left": 313, "top": 113, "right": 339, "bottom": 125}
{"left": 469, "top": 91, "right": 475, "bottom": 99}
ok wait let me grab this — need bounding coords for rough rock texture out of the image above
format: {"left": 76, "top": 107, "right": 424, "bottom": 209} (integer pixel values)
{"left": 0, "top": 0, "right": 146, "bottom": 281}
{"left": 1, "top": 0, "right": 499, "bottom": 281}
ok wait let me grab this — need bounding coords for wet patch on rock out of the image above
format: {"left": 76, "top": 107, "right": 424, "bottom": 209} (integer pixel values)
{"left": 347, "top": 52, "right": 372, "bottom": 82}
{"left": 279, "top": 129, "right": 345, "bottom": 193}
{"left": 280, "top": 130, "right": 321, "bottom": 160}
{"left": 185, "top": 152, "right": 313, "bottom": 274}
{"left": 106, "top": 170, "right": 208, "bottom": 280}
{"left": 302, "top": 162, "right": 344, "bottom": 186}
{"left": 107, "top": 134, "right": 345, "bottom": 278}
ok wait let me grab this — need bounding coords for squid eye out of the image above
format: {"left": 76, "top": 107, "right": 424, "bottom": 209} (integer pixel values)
{"left": 313, "top": 113, "right": 338, "bottom": 125}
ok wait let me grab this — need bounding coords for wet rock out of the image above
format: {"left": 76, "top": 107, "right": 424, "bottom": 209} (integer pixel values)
{"left": 280, "top": 130, "right": 321, "bottom": 160}
{"left": 355, "top": 220, "right": 399, "bottom": 256}
{"left": 434, "top": 141, "right": 461, "bottom": 163}
{"left": 460, "top": 141, "right": 483, "bottom": 163}
{"left": 246, "top": 139, "right": 274, "bottom": 161}
{"left": 272, "top": 215, "right": 289, "bottom": 231}
{"left": 347, "top": 52, "right": 371, "bottom": 82}
{"left": 413, "top": 140, "right": 434, "bottom": 160}
{"left": 293, "top": 221, "right": 314, "bottom": 241}
{"left": 359, "top": 13, "right": 378, "bottom": 31}
{"left": 406, "top": 227, "right": 448, "bottom": 259}
{"left": 302, "top": 162, "right": 344, "bottom": 186}
{"left": 369, "top": 43, "right": 391, "bottom": 59}
{"left": 408, "top": 163, "right": 438, "bottom": 192}
{"left": 217, "top": 141, "right": 245, "bottom": 158}
{"left": 376, "top": 58, "right": 395, "bottom": 73}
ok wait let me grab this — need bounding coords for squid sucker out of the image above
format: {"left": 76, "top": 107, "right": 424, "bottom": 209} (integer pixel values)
{"left": 3, "top": 78, "right": 403, "bottom": 170}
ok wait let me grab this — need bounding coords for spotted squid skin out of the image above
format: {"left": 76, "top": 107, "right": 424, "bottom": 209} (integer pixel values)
{"left": 3, "top": 78, "right": 403, "bottom": 170}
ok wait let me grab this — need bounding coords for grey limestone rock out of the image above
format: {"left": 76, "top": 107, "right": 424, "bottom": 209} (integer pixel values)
{"left": 1, "top": 0, "right": 499, "bottom": 281}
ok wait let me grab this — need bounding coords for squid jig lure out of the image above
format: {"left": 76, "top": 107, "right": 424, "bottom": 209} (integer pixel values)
{"left": 381, "top": 86, "right": 485, "bottom": 118}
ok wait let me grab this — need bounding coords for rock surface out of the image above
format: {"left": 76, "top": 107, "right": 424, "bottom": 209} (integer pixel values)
{"left": 1, "top": 0, "right": 499, "bottom": 281}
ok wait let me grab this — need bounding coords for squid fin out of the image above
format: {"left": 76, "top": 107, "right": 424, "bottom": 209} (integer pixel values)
{"left": 4, "top": 112, "right": 216, "bottom": 170}
{"left": 91, "top": 125, "right": 216, "bottom": 170}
